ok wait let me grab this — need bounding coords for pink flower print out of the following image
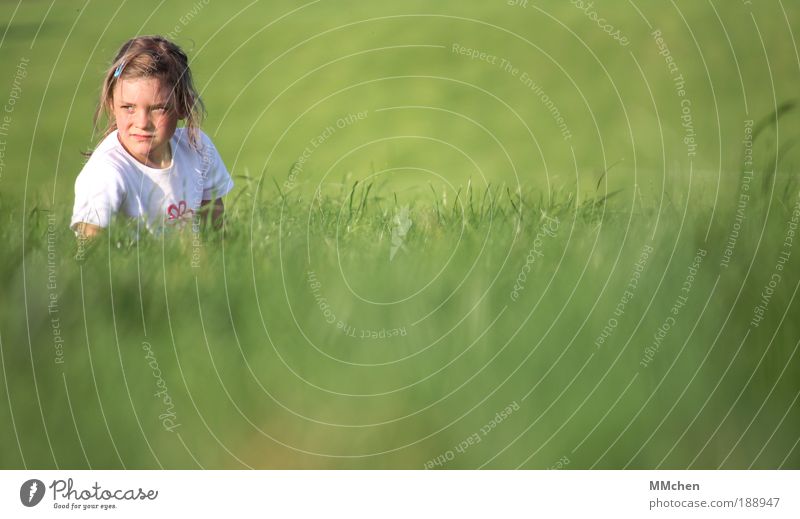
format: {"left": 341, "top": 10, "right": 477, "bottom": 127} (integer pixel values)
{"left": 166, "top": 200, "right": 194, "bottom": 229}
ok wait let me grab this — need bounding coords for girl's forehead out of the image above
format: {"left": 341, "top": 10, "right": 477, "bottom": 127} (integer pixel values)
{"left": 114, "top": 77, "right": 172, "bottom": 102}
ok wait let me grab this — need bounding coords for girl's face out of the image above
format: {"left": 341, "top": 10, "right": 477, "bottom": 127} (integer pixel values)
{"left": 112, "top": 77, "right": 179, "bottom": 168}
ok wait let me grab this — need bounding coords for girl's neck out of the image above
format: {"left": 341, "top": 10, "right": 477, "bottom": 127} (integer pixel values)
{"left": 145, "top": 145, "right": 172, "bottom": 169}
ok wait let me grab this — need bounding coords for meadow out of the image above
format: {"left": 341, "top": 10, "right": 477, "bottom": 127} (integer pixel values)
{"left": 1, "top": 0, "right": 799, "bottom": 469}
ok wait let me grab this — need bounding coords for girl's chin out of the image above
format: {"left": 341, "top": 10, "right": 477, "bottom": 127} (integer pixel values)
{"left": 125, "top": 139, "right": 159, "bottom": 152}
{"left": 125, "top": 136, "right": 155, "bottom": 146}
{"left": 122, "top": 140, "right": 166, "bottom": 164}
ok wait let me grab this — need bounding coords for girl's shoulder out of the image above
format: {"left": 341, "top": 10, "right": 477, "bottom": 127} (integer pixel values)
{"left": 173, "top": 127, "right": 217, "bottom": 152}
{"left": 86, "top": 131, "right": 135, "bottom": 169}
{"left": 172, "top": 127, "right": 221, "bottom": 165}
{"left": 76, "top": 132, "right": 137, "bottom": 186}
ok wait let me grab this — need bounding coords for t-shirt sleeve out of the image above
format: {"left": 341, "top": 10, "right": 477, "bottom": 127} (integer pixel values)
{"left": 70, "top": 160, "right": 126, "bottom": 231}
{"left": 200, "top": 133, "right": 234, "bottom": 200}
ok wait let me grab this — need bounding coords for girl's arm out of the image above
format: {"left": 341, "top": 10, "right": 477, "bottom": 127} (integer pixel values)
{"left": 199, "top": 198, "right": 225, "bottom": 230}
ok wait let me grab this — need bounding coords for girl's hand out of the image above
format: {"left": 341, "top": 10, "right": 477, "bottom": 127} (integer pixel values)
{"left": 75, "top": 222, "right": 103, "bottom": 239}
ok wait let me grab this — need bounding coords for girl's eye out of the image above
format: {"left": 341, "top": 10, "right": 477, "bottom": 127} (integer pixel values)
{"left": 122, "top": 106, "right": 134, "bottom": 113}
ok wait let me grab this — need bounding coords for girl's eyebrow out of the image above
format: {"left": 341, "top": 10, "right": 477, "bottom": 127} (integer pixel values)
{"left": 118, "top": 100, "right": 169, "bottom": 108}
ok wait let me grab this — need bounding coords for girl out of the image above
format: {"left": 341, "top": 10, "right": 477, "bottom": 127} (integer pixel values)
{"left": 71, "top": 35, "right": 233, "bottom": 237}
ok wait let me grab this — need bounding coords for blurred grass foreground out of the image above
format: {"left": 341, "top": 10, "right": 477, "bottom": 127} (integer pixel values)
{"left": 1, "top": 1, "right": 800, "bottom": 468}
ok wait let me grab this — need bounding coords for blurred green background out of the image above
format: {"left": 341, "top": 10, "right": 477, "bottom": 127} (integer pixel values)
{"left": 1, "top": 0, "right": 799, "bottom": 469}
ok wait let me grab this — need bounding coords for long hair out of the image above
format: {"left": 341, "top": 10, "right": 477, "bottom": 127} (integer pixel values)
{"left": 92, "top": 35, "right": 205, "bottom": 151}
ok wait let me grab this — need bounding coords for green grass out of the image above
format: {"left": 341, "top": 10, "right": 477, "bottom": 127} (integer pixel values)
{"left": 3, "top": 161, "right": 800, "bottom": 468}
{"left": 1, "top": 1, "right": 800, "bottom": 469}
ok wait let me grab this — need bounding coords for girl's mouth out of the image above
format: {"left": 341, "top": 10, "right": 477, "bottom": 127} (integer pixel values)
{"left": 131, "top": 134, "right": 153, "bottom": 141}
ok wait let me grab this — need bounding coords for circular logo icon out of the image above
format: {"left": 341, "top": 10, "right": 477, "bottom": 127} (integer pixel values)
{"left": 20, "top": 479, "right": 45, "bottom": 507}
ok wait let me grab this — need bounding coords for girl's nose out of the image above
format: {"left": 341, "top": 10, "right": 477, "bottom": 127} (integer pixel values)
{"left": 134, "top": 109, "right": 151, "bottom": 130}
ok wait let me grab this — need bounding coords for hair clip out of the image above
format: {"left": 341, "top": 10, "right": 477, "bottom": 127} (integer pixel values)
{"left": 113, "top": 61, "right": 125, "bottom": 78}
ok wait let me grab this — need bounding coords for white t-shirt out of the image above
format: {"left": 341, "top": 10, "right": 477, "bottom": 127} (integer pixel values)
{"left": 70, "top": 128, "right": 234, "bottom": 234}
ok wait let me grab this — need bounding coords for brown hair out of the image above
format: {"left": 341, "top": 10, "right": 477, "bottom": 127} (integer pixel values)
{"left": 92, "top": 35, "right": 205, "bottom": 150}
